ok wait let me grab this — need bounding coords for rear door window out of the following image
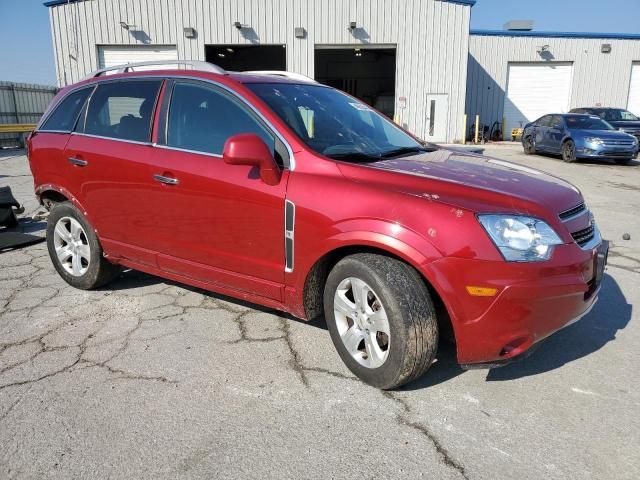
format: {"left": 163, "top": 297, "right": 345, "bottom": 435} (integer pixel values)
{"left": 40, "top": 87, "right": 93, "bottom": 132}
{"left": 536, "top": 115, "right": 552, "bottom": 127}
{"left": 166, "top": 82, "right": 275, "bottom": 156}
{"left": 549, "top": 115, "right": 564, "bottom": 128}
{"left": 84, "top": 80, "right": 162, "bottom": 142}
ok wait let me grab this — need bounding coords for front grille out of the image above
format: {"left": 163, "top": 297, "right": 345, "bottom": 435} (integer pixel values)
{"left": 559, "top": 202, "right": 586, "bottom": 220}
{"left": 600, "top": 139, "right": 636, "bottom": 148}
{"left": 571, "top": 224, "right": 595, "bottom": 247}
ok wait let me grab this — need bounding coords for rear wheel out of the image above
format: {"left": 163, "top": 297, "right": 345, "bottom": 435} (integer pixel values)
{"left": 323, "top": 253, "right": 438, "bottom": 390}
{"left": 562, "top": 139, "right": 577, "bottom": 163}
{"left": 523, "top": 136, "right": 536, "bottom": 155}
{"left": 47, "top": 202, "right": 121, "bottom": 289}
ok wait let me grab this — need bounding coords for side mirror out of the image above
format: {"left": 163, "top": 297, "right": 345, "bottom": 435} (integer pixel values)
{"left": 223, "top": 133, "right": 281, "bottom": 186}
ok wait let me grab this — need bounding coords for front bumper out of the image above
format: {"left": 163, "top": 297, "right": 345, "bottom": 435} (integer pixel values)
{"left": 428, "top": 240, "right": 609, "bottom": 366}
{"left": 576, "top": 146, "right": 638, "bottom": 159}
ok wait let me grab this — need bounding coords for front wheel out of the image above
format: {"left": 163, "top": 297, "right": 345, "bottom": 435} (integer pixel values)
{"left": 46, "top": 202, "right": 121, "bottom": 289}
{"left": 562, "top": 140, "right": 577, "bottom": 163}
{"left": 323, "top": 253, "right": 438, "bottom": 389}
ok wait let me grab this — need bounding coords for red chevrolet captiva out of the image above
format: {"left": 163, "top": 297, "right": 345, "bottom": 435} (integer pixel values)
{"left": 27, "top": 61, "right": 608, "bottom": 389}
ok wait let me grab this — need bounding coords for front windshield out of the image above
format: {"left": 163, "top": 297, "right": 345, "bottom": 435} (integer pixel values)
{"left": 565, "top": 115, "right": 615, "bottom": 131}
{"left": 247, "top": 83, "right": 430, "bottom": 161}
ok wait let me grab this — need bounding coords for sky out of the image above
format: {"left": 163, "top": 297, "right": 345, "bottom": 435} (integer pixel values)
{"left": 1, "top": 0, "right": 640, "bottom": 86}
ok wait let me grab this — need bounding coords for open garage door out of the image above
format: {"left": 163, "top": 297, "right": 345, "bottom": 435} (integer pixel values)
{"left": 628, "top": 63, "right": 640, "bottom": 116}
{"left": 98, "top": 45, "right": 178, "bottom": 70}
{"left": 504, "top": 63, "right": 573, "bottom": 135}
{"left": 205, "top": 45, "right": 286, "bottom": 71}
{"left": 315, "top": 47, "right": 396, "bottom": 118}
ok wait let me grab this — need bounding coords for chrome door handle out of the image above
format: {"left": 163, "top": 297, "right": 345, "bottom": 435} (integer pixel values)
{"left": 68, "top": 157, "right": 88, "bottom": 166}
{"left": 153, "top": 174, "right": 179, "bottom": 185}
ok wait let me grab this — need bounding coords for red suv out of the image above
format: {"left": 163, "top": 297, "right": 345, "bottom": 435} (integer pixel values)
{"left": 27, "top": 61, "right": 608, "bottom": 389}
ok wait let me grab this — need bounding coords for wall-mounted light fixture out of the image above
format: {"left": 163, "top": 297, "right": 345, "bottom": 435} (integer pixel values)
{"left": 183, "top": 27, "right": 196, "bottom": 38}
{"left": 536, "top": 44, "right": 550, "bottom": 54}
{"left": 601, "top": 43, "right": 612, "bottom": 53}
{"left": 233, "top": 21, "right": 243, "bottom": 30}
{"left": 349, "top": 21, "right": 357, "bottom": 31}
{"left": 294, "top": 27, "right": 306, "bottom": 39}
{"left": 119, "top": 21, "right": 130, "bottom": 30}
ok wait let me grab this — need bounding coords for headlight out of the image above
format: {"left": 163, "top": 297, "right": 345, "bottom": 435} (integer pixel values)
{"left": 478, "top": 215, "right": 563, "bottom": 262}
{"left": 584, "top": 137, "right": 604, "bottom": 145}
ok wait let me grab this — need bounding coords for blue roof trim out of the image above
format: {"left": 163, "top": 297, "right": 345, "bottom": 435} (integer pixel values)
{"left": 44, "top": 0, "right": 93, "bottom": 6}
{"left": 471, "top": 29, "right": 640, "bottom": 40}
{"left": 440, "top": 0, "right": 476, "bottom": 5}
{"left": 44, "top": 0, "right": 479, "bottom": 7}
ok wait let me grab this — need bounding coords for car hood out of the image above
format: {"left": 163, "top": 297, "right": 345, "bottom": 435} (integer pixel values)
{"left": 338, "top": 148, "right": 583, "bottom": 215}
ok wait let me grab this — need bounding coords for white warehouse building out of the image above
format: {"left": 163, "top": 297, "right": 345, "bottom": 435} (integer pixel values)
{"left": 44, "top": 0, "right": 640, "bottom": 143}
{"left": 44, "top": 0, "right": 473, "bottom": 143}
{"left": 466, "top": 30, "right": 640, "bottom": 138}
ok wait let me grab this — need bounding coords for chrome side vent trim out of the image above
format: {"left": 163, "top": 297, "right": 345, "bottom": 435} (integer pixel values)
{"left": 284, "top": 200, "right": 295, "bottom": 272}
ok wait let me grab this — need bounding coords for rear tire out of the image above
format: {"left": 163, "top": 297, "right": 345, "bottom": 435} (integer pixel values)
{"left": 323, "top": 253, "right": 438, "bottom": 390}
{"left": 523, "top": 136, "right": 536, "bottom": 155}
{"left": 562, "top": 140, "right": 577, "bottom": 163}
{"left": 46, "top": 202, "right": 121, "bottom": 290}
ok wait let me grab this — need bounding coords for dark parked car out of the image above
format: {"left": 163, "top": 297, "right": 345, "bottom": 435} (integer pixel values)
{"left": 28, "top": 61, "right": 608, "bottom": 389}
{"left": 570, "top": 107, "right": 640, "bottom": 140}
{"left": 522, "top": 113, "right": 639, "bottom": 164}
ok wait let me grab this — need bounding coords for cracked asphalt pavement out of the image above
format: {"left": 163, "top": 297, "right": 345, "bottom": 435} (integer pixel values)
{"left": 1, "top": 146, "right": 639, "bottom": 479}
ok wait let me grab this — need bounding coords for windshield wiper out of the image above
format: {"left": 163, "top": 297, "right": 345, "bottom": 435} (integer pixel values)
{"left": 380, "top": 146, "right": 434, "bottom": 158}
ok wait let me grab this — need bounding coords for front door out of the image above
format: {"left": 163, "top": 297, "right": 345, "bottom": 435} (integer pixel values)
{"left": 147, "top": 80, "right": 288, "bottom": 300}
{"left": 424, "top": 94, "right": 449, "bottom": 143}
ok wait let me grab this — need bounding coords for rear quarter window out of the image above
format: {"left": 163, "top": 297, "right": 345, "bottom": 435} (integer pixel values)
{"left": 40, "top": 87, "right": 92, "bottom": 132}
{"left": 84, "top": 80, "right": 162, "bottom": 142}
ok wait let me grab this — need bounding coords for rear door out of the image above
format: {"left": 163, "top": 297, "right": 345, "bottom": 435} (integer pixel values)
{"left": 146, "top": 80, "right": 289, "bottom": 300}
{"left": 534, "top": 115, "right": 552, "bottom": 151}
{"left": 544, "top": 115, "right": 566, "bottom": 153}
{"left": 63, "top": 78, "right": 163, "bottom": 266}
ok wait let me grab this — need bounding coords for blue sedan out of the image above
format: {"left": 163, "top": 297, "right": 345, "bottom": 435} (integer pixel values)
{"left": 521, "top": 113, "right": 639, "bottom": 165}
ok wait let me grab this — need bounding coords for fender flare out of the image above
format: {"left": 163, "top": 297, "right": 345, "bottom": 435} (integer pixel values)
{"left": 35, "top": 183, "right": 94, "bottom": 224}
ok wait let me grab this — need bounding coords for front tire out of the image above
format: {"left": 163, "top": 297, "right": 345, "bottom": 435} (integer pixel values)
{"left": 323, "top": 253, "right": 438, "bottom": 389}
{"left": 46, "top": 202, "right": 121, "bottom": 289}
{"left": 562, "top": 140, "right": 577, "bottom": 163}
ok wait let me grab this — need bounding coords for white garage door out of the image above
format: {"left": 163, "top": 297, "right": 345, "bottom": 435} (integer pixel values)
{"left": 628, "top": 63, "right": 640, "bottom": 116}
{"left": 504, "top": 63, "right": 573, "bottom": 135}
{"left": 98, "top": 45, "right": 178, "bottom": 72}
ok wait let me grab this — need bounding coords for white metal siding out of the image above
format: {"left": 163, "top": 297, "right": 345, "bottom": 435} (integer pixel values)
{"left": 628, "top": 63, "right": 640, "bottom": 116}
{"left": 504, "top": 63, "right": 572, "bottom": 133}
{"left": 467, "top": 34, "right": 640, "bottom": 134}
{"left": 48, "top": 0, "right": 471, "bottom": 142}
{"left": 98, "top": 45, "right": 178, "bottom": 69}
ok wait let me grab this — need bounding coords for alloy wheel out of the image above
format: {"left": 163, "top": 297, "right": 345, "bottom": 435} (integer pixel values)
{"left": 333, "top": 277, "right": 391, "bottom": 368}
{"left": 53, "top": 216, "right": 91, "bottom": 276}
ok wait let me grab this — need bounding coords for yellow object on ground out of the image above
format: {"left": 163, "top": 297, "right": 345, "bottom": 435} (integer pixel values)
{"left": 0, "top": 124, "right": 37, "bottom": 133}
